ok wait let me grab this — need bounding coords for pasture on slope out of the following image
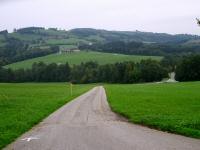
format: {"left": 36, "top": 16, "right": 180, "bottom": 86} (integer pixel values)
{"left": 5, "top": 51, "right": 162, "bottom": 70}
{"left": 105, "top": 82, "right": 200, "bottom": 138}
{"left": 0, "top": 83, "right": 94, "bottom": 149}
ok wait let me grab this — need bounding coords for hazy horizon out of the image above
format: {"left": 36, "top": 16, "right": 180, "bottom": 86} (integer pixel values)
{"left": 0, "top": 0, "right": 200, "bottom": 35}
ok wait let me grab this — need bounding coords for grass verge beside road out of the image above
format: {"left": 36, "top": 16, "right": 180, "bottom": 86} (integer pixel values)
{"left": 105, "top": 82, "right": 200, "bottom": 138}
{"left": 0, "top": 83, "right": 94, "bottom": 149}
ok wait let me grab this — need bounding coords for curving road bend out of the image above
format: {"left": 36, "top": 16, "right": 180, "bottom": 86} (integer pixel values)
{"left": 5, "top": 86, "right": 200, "bottom": 150}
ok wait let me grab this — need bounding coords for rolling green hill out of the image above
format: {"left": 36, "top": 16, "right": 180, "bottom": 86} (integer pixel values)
{"left": 5, "top": 51, "right": 162, "bottom": 70}
{"left": 1, "top": 27, "right": 200, "bottom": 67}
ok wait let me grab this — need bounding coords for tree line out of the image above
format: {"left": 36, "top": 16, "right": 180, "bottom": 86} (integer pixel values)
{"left": 1, "top": 55, "right": 199, "bottom": 83}
{"left": 175, "top": 55, "right": 200, "bottom": 81}
{"left": 79, "top": 41, "right": 200, "bottom": 56}
{"left": 0, "top": 60, "right": 168, "bottom": 83}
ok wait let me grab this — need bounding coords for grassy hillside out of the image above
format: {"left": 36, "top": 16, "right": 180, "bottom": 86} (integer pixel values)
{"left": 0, "top": 83, "right": 94, "bottom": 149}
{"left": 105, "top": 82, "right": 200, "bottom": 138}
{"left": 69, "top": 28, "right": 200, "bottom": 43}
{"left": 5, "top": 51, "right": 162, "bottom": 70}
{"left": 1, "top": 27, "right": 200, "bottom": 67}
{"left": 45, "top": 38, "right": 89, "bottom": 45}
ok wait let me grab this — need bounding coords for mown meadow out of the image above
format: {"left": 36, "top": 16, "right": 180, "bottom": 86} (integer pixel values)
{"left": 105, "top": 82, "right": 200, "bottom": 138}
{"left": 5, "top": 51, "right": 162, "bottom": 70}
{"left": 0, "top": 83, "right": 94, "bottom": 149}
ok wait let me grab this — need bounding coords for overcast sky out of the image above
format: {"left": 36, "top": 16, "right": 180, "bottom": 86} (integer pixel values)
{"left": 0, "top": 0, "right": 199, "bottom": 35}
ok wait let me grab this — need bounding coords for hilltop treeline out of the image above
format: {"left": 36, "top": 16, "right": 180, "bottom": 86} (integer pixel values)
{"left": 69, "top": 28, "right": 199, "bottom": 43}
{"left": 16, "top": 27, "right": 45, "bottom": 34}
{"left": 0, "top": 60, "right": 168, "bottom": 83}
{"left": 79, "top": 41, "right": 200, "bottom": 56}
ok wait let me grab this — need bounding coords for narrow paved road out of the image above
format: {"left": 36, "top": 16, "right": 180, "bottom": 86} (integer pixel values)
{"left": 5, "top": 86, "right": 200, "bottom": 150}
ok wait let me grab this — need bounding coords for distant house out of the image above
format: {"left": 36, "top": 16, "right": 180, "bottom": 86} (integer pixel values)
{"left": 88, "top": 42, "right": 93, "bottom": 46}
{"left": 59, "top": 48, "right": 80, "bottom": 54}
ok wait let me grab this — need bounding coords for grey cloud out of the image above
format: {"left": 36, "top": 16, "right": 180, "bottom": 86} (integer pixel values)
{"left": 0, "top": 0, "right": 199, "bottom": 35}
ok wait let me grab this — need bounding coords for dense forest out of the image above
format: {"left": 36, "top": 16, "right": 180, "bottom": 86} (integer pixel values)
{"left": 0, "top": 55, "right": 200, "bottom": 83}
{"left": 0, "top": 60, "right": 167, "bottom": 83}
{"left": 79, "top": 41, "right": 200, "bottom": 56}
{"left": 175, "top": 55, "right": 200, "bottom": 81}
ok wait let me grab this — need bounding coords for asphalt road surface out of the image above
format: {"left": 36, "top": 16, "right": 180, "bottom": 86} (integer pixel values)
{"left": 5, "top": 86, "right": 200, "bottom": 150}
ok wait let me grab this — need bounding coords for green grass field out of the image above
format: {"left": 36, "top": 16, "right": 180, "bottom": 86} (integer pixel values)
{"left": 1, "top": 82, "right": 200, "bottom": 149}
{"left": 0, "top": 83, "right": 94, "bottom": 149}
{"left": 45, "top": 38, "right": 89, "bottom": 45}
{"left": 59, "top": 45, "right": 78, "bottom": 49}
{"left": 5, "top": 51, "right": 162, "bottom": 70}
{"left": 105, "top": 82, "right": 200, "bottom": 138}
{"left": 0, "top": 42, "right": 6, "bottom": 47}
{"left": 9, "top": 33, "right": 43, "bottom": 41}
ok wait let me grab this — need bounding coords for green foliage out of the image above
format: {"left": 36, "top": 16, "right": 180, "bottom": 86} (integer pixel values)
{"left": 70, "top": 28, "right": 199, "bottom": 43}
{"left": 161, "top": 55, "right": 180, "bottom": 72}
{"left": 176, "top": 55, "right": 200, "bottom": 81}
{"left": 86, "top": 35, "right": 105, "bottom": 43}
{"left": 0, "top": 42, "right": 6, "bottom": 48}
{"left": 1, "top": 27, "right": 200, "bottom": 67}
{"left": 1, "top": 60, "right": 167, "bottom": 83}
{"left": 1, "top": 27, "right": 200, "bottom": 69}
{"left": 80, "top": 40, "right": 200, "bottom": 56}
{"left": 105, "top": 82, "right": 200, "bottom": 138}
{"left": 0, "top": 83, "right": 94, "bottom": 149}
{"left": 16, "top": 27, "right": 45, "bottom": 34}
{"left": 0, "top": 37, "right": 59, "bottom": 66}
{"left": 9, "top": 33, "right": 43, "bottom": 41}
{"left": 5, "top": 51, "right": 162, "bottom": 70}
{"left": 45, "top": 38, "right": 88, "bottom": 45}
{"left": 138, "top": 59, "right": 168, "bottom": 82}
{"left": 59, "top": 45, "right": 78, "bottom": 49}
